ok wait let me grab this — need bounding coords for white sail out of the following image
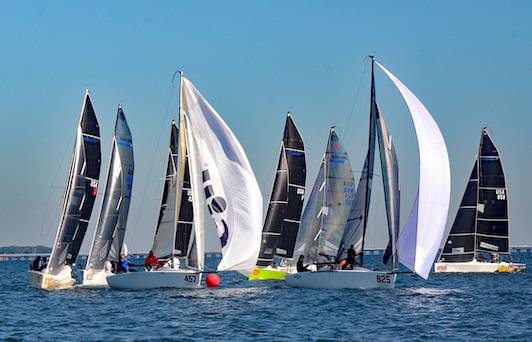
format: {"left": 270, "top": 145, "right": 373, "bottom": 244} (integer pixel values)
{"left": 376, "top": 61, "right": 451, "bottom": 279}
{"left": 184, "top": 115, "right": 205, "bottom": 271}
{"left": 181, "top": 76, "right": 262, "bottom": 275}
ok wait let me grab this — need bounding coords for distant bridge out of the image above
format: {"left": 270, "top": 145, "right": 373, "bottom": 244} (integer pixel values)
{"left": 2, "top": 247, "right": 531, "bottom": 262}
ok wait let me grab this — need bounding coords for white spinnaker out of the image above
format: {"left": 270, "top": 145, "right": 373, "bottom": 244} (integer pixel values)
{"left": 376, "top": 61, "right": 450, "bottom": 279}
{"left": 182, "top": 76, "right": 262, "bottom": 276}
{"left": 184, "top": 116, "right": 205, "bottom": 271}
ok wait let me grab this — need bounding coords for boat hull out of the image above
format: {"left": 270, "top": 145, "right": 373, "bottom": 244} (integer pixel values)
{"left": 284, "top": 269, "right": 396, "bottom": 289}
{"left": 434, "top": 261, "right": 526, "bottom": 273}
{"left": 248, "top": 266, "right": 288, "bottom": 281}
{"left": 106, "top": 269, "right": 202, "bottom": 289}
{"left": 28, "top": 268, "right": 76, "bottom": 290}
{"left": 82, "top": 269, "right": 112, "bottom": 287}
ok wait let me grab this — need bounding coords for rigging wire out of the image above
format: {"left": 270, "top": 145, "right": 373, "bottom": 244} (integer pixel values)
{"left": 37, "top": 126, "right": 76, "bottom": 247}
{"left": 340, "top": 56, "right": 371, "bottom": 142}
{"left": 128, "top": 73, "right": 180, "bottom": 248}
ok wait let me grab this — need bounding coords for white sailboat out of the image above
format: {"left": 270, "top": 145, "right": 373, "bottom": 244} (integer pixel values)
{"left": 286, "top": 57, "right": 451, "bottom": 289}
{"left": 107, "top": 73, "right": 263, "bottom": 289}
{"left": 29, "top": 91, "right": 102, "bottom": 290}
{"left": 435, "top": 128, "right": 526, "bottom": 273}
{"left": 82, "top": 106, "right": 134, "bottom": 287}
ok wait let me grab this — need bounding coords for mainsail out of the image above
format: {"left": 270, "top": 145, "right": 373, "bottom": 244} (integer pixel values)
{"left": 376, "top": 111, "right": 400, "bottom": 271}
{"left": 182, "top": 76, "right": 263, "bottom": 275}
{"left": 47, "top": 91, "right": 102, "bottom": 275}
{"left": 294, "top": 128, "right": 354, "bottom": 264}
{"left": 257, "top": 114, "right": 306, "bottom": 266}
{"left": 86, "top": 106, "right": 134, "bottom": 272}
{"left": 440, "top": 128, "right": 508, "bottom": 262}
{"left": 151, "top": 122, "right": 179, "bottom": 258}
{"left": 376, "top": 61, "right": 451, "bottom": 279}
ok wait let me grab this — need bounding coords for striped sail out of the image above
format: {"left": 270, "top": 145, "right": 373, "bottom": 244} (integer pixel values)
{"left": 47, "top": 91, "right": 102, "bottom": 275}
{"left": 257, "top": 114, "right": 306, "bottom": 266}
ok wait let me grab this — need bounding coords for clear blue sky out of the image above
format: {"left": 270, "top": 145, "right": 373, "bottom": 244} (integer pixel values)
{"left": 1, "top": 1, "right": 531, "bottom": 252}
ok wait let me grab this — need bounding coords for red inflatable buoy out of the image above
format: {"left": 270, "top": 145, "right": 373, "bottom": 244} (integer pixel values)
{"left": 206, "top": 273, "right": 220, "bottom": 288}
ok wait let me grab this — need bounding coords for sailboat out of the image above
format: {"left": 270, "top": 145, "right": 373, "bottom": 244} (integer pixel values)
{"left": 83, "top": 105, "right": 134, "bottom": 286}
{"left": 435, "top": 128, "right": 526, "bottom": 273}
{"left": 29, "top": 91, "right": 102, "bottom": 290}
{"left": 285, "top": 57, "right": 451, "bottom": 289}
{"left": 107, "top": 73, "right": 263, "bottom": 289}
{"left": 249, "top": 113, "right": 306, "bottom": 281}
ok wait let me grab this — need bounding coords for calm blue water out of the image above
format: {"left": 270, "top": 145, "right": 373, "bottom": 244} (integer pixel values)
{"left": 1, "top": 253, "right": 531, "bottom": 341}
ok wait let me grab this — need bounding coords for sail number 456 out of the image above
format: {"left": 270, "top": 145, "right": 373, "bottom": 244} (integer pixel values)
{"left": 376, "top": 275, "right": 391, "bottom": 283}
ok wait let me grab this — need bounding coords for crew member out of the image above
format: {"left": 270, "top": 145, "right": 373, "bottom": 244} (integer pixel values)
{"left": 144, "top": 251, "right": 159, "bottom": 271}
{"left": 296, "top": 255, "right": 310, "bottom": 272}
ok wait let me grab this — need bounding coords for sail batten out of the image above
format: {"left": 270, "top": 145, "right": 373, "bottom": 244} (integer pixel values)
{"left": 47, "top": 92, "right": 102, "bottom": 275}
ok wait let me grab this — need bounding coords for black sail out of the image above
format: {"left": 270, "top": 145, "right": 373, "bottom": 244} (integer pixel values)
{"left": 257, "top": 114, "right": 306, "bottom": 266}
{"left": 48, "top": 92, "right": 102, "bottom": 274}
{"left": 476, "top": 129, "right": 508, "bottom": 254}
{"left": 440, "top": 128, "right": 508, "bottom": 262}
{"left": 175, "top": 145, "right": 194, "bottom": 257}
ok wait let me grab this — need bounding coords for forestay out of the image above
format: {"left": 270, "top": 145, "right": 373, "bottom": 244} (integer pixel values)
{"left": 376, "top": 61, "right": 450, "bottom": 279}
{"left": 86, "top": 106, "right": 134, "bottom": 271}
{"left": 47, "top": 91, "right": 102, "bottom": 275}
{"left": 181, "top": 76, "right": 262, "bottom": 275}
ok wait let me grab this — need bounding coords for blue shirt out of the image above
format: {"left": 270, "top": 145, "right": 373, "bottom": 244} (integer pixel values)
{"left": 120, "top": 259, "right": 130, "bottom": 272}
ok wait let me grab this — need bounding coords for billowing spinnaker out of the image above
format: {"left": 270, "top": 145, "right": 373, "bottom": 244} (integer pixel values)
{"left": 87, "top": 106, "right": 134, "bottom": 271}
{"left": 376, "top": 61, "right": 450, "bottom": 279}
{"left": 181, "top": 76, "right": 262, "bottom": 275}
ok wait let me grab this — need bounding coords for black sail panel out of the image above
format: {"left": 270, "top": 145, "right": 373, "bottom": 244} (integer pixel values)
{"left": 257, "top": 148, "right": 288, "bottom": 265}
{"left": 276, "top": 115, "right": 305, "bottom": 258}
{"left": 174, "top": 150, "right": 194, "bottom": 256}
{"left": 476, "top": 128, "right": 509, "bottom": 254}
{"left": 48, "top": 92, "right": 102, "bottom": 274}
{"left": 440, "top": 160, "right": 478, "bottom": 263}
{"left": 258, "top": 114, "right": 306, "bottom": 265}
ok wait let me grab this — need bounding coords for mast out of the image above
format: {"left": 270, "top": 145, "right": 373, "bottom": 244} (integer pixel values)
{"left": 360, "top": 56, "right": 378, "bottom": 266}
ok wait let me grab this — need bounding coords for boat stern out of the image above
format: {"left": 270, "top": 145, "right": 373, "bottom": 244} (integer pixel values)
{"left": 248, "top": 266, "right": 287, "bottom": 281}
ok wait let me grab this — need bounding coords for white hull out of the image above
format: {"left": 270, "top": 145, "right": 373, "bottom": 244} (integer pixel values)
{"left": 106, "top": 269, "right": 202, "bottom": 289}
{"left": 435, "top": 261, "right": 526, "bottom": 273}
{"left": 28, "top": 266, "right": 76, "bottom": 290}
{"left": 82, "top": 269, "right": 112, "bottom": 287}
{"left": 285, "top": 268, "right": 396, "bottom": 289}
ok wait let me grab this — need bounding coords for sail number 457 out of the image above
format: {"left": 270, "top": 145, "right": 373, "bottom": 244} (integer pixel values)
{"left": 184, "top": 275, "right": 197, "bottom": 283}
{"left": 376, "top": 275, "right": 391, "bottom": 283}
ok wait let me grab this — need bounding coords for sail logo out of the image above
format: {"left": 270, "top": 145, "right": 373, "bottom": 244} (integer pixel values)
{"left": 202, "top": 169, "right": 229, "bottom": 248}
{"left": 496, "top": 189, "right": 505, "bottom": 200}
